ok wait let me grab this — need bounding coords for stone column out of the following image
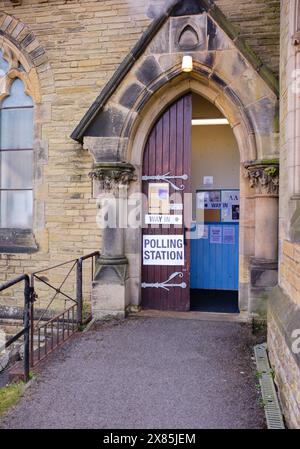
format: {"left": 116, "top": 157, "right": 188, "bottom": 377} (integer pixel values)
{"left": 288, "top": 6, "right": 300, "bottom": 241}
{"left": 244, "top": 161, "right": 279, "bottom": 315}
{"left": 89, "top": 162, "right": 136, "bottom": 320}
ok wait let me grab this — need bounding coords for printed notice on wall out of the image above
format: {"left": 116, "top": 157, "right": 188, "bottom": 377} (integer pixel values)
{"left": 143, "top": 235, "right": 184, "bottom": 266}
{"left": 203, "top": 176, "right": 213, "bottom": 186}
{"left": 197, "top": 224, "right": 209, "bottom": 239}
{"left": 221, "top": 190, "right": 240, "bottom": 222}
{"left": 223, "top": 226, "right": 235, "bottom": 245}
{"left": 197, "top": 190, "right": 221, "bottom": 209}
{"left": 210, "top": 226, "right": 222, "bottom": 244}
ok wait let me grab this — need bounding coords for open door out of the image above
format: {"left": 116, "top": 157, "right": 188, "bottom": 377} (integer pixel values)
{"left": 141, "top": 94, "right": 192, "bottom": 311}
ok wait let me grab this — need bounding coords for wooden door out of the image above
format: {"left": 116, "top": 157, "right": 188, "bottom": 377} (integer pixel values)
{"left": 141, "top": 94, "right": 192, "bottom": 311}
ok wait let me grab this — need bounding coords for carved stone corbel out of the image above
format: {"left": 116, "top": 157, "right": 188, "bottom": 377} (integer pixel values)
{"left": 89, "top": 162, "right": 137, "bottom": 193}
{"left": 243, "top": 160, "right": 279, "bottom": 196}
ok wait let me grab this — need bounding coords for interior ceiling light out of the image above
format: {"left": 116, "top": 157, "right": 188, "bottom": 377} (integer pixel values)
{"left": 191, "top": 118, "right": 229, "bottom": 126}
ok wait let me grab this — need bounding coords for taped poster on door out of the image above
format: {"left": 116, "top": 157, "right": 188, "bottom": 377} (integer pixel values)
{"left": 143, "top": 235, "right": 184, "bottom": 266}
{"left": 223, "top": 226, "right": 235, "bottom": 244}
{"left": 210, "top": 226, "right": 222, "bottom": 244}
{"left": 221, "top": 191, "right": 240, "bottom": 222}
{"left": 148, "top": 183, "right": 169, "bottom": 214}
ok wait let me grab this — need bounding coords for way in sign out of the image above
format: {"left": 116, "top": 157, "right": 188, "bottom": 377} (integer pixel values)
{"left": 145, "top": 214, "right": 183, "bottom": 225}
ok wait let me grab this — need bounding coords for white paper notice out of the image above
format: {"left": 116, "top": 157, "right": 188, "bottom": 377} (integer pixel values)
{"left": 203, "top": 176, "right": 213, "bottom": 186}
{"left": 223, "top": 226, "right": 235, "bottom": 245}
{"left": 143, "top": 235, "right": 184, "bottom": 266}
{"left": 197, "top": 224, "right": 209, "bottom": 239}
{"left": 210, "top": 226, "right": 222, "bottom": 244}
{"left": 221, "top": 190, "right": 240, "bottom": 222}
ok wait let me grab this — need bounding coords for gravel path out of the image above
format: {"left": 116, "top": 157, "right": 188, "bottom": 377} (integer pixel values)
{"left": 0, "top": 316, "right": 265, "bottom": 429}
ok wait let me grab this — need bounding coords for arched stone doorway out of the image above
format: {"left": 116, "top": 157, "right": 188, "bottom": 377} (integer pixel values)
{"left": 72, "top": 0, "right": 279, "bottom": 319}
{"left": 139, "top": 91, "right": 242, "bottom": 313}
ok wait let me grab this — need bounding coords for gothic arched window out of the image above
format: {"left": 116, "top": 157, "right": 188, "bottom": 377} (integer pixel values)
{"left": 0, "top": 65, "right": 34, "bottom": 228}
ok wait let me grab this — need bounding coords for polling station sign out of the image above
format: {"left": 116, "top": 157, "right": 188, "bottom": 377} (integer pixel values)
{"left": 143, "top": 235, "right": 184, "bottom": 266}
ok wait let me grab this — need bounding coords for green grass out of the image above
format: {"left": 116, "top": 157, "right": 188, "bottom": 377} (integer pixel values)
{"left": 0, "top": 383, "right": 24, "bottom": 417}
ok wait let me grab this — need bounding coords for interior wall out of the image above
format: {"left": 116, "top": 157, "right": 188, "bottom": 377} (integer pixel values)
{"left": 191, "top": 94, "right": 240, "bottom": 210}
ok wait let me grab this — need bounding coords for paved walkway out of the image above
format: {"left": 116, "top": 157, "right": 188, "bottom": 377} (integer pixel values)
{"left": 0, "top": 316, "right": 265, "bottom": 429}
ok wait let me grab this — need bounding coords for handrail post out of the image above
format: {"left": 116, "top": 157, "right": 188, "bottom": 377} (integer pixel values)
{"left": 76, "top": 259, "right": 83, "bottom": 327}
{"left": 30, "top": 275, "right": 35, "bottom": 368}
{"left": 23, "top": 275, "right": 30, "bottom": 382}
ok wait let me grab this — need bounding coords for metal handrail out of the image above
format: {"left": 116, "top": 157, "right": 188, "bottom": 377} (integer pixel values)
{"left": 32, "top": 259, "right": 78, "bottom": 328}
{"left": 76, "top": 251, "right": 99, "bottom": 326}
{"left": 30, "top": 251, "right": 99, "bottom": 367}
{"left": 0, "top": 251, "right": 100, "bottom": 380}
{"left": 0, "top": 274, "right": 31, "bottom": 382}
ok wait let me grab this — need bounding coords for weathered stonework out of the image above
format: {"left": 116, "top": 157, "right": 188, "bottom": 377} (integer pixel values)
{"left": 88, "top": 161, "right": 136, "bottom": 320}
{"left": 244, "top": 162, "right": 279, "bottom": 196}
{"left": 89, "top": 162, "right": 137, "bottom": 193}
{"left": 268, "top": 286, "right": 300, "bottom": 428}
{"left": 267, "top": 0, "right": 300, "bottom": 429}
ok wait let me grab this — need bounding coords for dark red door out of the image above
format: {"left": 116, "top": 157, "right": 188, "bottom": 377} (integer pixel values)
{"left": 141, "top": 94, "right": 192, "bottom": 311}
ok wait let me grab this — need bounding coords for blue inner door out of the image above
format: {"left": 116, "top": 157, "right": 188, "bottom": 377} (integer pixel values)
{"left": 190, "top": 189, "right": 239, "bottom": 291}
{"left": 190, "top": 221, "right": 239, "bottom": 290}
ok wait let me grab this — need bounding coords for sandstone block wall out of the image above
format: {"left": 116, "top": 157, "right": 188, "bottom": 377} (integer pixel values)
{"left": 268, "top": 307, "right": 300, "bottom": 428}
{"left": 268, "top": 0, "right": 300, "bottom": 429}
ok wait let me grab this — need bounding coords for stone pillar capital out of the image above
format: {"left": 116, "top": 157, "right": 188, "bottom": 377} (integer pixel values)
{"left": 243, "top": 160, "right": 279, "bottom": 196}
{"left": 89, "top": 162, "right": 137, "bottom": 193}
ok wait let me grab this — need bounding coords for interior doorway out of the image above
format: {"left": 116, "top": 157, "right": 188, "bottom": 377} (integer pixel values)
{"left": 190, "top": 93, "right": 240, "bottom": 313}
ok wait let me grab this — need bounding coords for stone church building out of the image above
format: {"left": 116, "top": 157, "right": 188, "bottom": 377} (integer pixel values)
{"left": 0, "top": 0, "right": 299, "bottom": 428}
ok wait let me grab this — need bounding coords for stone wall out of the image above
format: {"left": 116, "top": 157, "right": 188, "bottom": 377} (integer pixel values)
{"left": 268, "top": 311, "right": 300, "bottom": 429}
{"left": 0, "top": 0, "right": 152, "bottom": 311}
{"left": 280, "top": 240, "right": 300, "bottom": 305}
{"left": 269, "top": 238, "right": 300, "bottom": 427}
{"left": 214, "top": 0, "right": 280, "bottom": 76}
{"left": 268, "top": 286, "right": 300, "bottom": 428}
{"left": 267, "top": 0, "right": 300, "bottom": 429}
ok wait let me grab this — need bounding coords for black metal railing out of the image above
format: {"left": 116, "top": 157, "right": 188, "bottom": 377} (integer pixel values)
{"left": 0, "top": 251, "right": 99, "bottom": 380}
{"left": 0, "top": 274, "right": 33, "bottom": 382}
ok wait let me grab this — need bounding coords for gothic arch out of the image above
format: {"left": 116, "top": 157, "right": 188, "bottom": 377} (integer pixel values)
{"left": 0, "top": 11, "right": 53, "bottom": 103}
{"left": 78, "top": 8, "right": 278, "bottom": 164}
{"left": 0, "top": 35, "right": 41, "bottom": 103}
{"left": 0, "top": 13, "right": 52, "bottom": 254}
{"left": 0, "top": 11, "right": 47, "bottom": 70}
{"left": 125, "top": 71, "right": 257, "bottom": 167}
